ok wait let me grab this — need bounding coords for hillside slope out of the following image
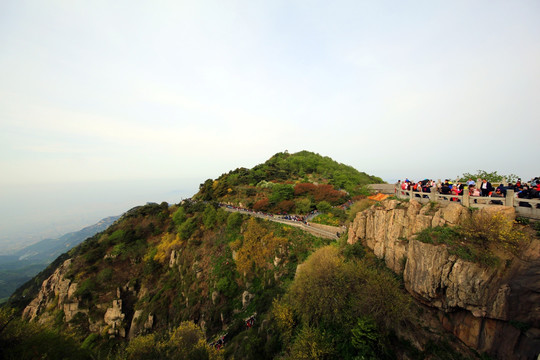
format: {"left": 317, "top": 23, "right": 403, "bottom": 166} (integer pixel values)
{"left": 3, "top": 153, "right": 487, "bottom": 359}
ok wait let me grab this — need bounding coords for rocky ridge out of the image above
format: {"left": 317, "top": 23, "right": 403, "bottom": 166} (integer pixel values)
{"left": 348, "top": 199, "right": 540, "bottom": 359}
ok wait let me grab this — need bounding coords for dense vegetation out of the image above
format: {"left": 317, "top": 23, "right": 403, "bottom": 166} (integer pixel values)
{"left": 195, "top": 151, "right": 382, "bottom": 218}
{"left": 415, "top": 208, "right": 528, "bottom": 267}
{"left": 3, "top": 153, "right": 490, "bottom": 359}
{"left": 2, "top": 197, "right": 478, "bottom": 359}
{"left": 4, "top": 200, "right": 334, "bottom": 359}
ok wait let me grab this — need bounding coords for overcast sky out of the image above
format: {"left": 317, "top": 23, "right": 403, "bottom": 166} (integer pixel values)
{"left": 1, "top": 1, "right": 539, "bottom": 248}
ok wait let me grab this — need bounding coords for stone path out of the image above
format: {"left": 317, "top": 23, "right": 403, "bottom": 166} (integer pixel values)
{"left": 220, "top": 206, "right": 340, "bottom": 240}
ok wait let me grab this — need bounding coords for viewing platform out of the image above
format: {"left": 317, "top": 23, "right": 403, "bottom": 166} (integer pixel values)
{"left": 391, "top": 186, "right": 540, "bottom": 220}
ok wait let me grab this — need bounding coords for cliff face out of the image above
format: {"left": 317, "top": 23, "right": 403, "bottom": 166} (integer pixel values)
{"left": 22, "top": 258, "right": 153, "bottom": 339}
{"left": 348, "top": 199, "right": 540, "bottom": 360}
{"left": 22, "top": 259, "right": 77, "bottom": 323}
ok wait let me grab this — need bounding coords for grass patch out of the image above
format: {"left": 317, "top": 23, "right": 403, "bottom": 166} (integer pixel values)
{"left": 416, "top": 226, "right": 460, "bottom": 245}
{"left": 416, "top": 226, "right": 500, "bottom": 267}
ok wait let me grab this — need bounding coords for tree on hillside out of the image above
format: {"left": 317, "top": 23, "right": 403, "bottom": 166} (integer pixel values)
{"left": 287, "top": 246, "right": 411, "bottom": 331}
{"left": 203, "top": 204, "right": 217, "bottom": 229}
{"left": 172, "top": 206, "right": 187, "bottom": 226}
{"left": 194, "top": 151, "right": 383, "bottom": 201}
{"left": 316, "top": 201, "right": 331, "bottom": 213}
{"left": 295, "top": 198, "right": 313, "bottom": 214}
{"left": 270, "top": 184, "right": 295, "bottom": 205}
{"left": 126, "top": 321, "right": 222, "bottom": 360}
{"left": 232, "top": 218, "right": 287, "bottom": 279}
{"left": 198, "top": 179, "right": 215, "bottom": 201}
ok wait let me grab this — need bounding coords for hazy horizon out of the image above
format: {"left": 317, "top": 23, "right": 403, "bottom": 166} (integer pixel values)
{"left": 0, "top": 158, "right": 536, "bottom": 254}
{"left": 1, "top": 2, "right": 538, "bottom": 251}
{"left": 0, "top": 177, "right": 200, "bottom": 253}
{"left": 0, "top": 166, "right": 396, "bottom": 253}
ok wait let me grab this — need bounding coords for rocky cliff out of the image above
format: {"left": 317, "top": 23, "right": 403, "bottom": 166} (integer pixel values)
{"left": 348, "top": 199, "right": 540, "bottom": 359}
{"left": 22, "top": 258, "right": 153, "bottom": 339}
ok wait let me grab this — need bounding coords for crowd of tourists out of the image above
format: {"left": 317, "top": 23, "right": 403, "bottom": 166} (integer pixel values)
{"left": 219, "top": 203, "right": 316, "bottom": 223}
{"left": 397, "top": 177, "right": 540, "bottom": 206}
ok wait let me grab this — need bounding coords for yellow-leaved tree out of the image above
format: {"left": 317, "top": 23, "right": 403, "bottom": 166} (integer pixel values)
{"left": 233, "top": 218, "right": 287, "bottom": 279}
{"left": 154, "top": 232, "right": 182, "bottom": 264}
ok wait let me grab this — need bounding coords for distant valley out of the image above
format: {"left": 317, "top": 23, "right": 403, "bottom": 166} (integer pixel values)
{"left": 0, "top": 215, "right": 119, "bottom": 302}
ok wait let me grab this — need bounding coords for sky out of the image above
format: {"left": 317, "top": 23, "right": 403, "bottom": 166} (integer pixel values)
{"left": 1, "top": 1, "right": 539, "bottom": 250}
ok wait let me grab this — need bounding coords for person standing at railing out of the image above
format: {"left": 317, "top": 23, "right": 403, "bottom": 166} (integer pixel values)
{"left": 480, "top": 179, "right": 493, "bottom": 197}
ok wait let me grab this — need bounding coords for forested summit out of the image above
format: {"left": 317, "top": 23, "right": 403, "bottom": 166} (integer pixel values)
{"left": 195, "top": 151, "right": 383, "bottom": 209}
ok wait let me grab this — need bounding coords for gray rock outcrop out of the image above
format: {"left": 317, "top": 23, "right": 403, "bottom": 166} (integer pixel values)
{"left": 348, "top": 199, "right": 540, "bottom": 359}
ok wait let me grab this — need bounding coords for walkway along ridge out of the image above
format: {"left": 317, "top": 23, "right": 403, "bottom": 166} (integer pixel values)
{"left": 219, "top": 205, "right": 341, "bottom": 240}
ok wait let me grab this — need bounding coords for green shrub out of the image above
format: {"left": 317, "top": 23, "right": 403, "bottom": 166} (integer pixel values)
{"left": 288, "top": 246, "right": 410, "bottom": 329}
{"left": 295, "top": 198, "right": 313, "bottom": 214}
{"left": 288, "top": 325, "right": 335, "bottom": 360}
{"left": 416, "top": 226, "right": 460, "bottom": 245}
{"left": 75, "top": 278, "right": 96, "bottom": 301}
{"left": 125, "top": 333, "right": 161, "bottom": 360}
{"left": 0, "top": 307, "right": 91, "bottom": 359}
{"left": 97, "top": 268, "right": 113, "bottom": 283}
{"left": 316, "top": 201, "right": 331, "bottom": 213}
{"left": 461, "top": 212, "right": 527, "bottom": 253}
{"left": 416, "top": 223, "right": 507, "bottom": 267}
{"left": 81, "top": 333, "right": 99, "bottom": 350}
{"left": 270, "top": 184, "right": 295, "bottom": 205}
{"left": 108, "top": 229, "right": 125, "bottom": 243}
{"left": 532, "top": 221, "right": 540, "bottom": 237}
{"left": 110, "top": 243, "right": 126, "bottom": 257}
{"left": 351, "top": 317, "right": 379, "bottom": 359}
{"left": 203, "top": 204, "right": 217, "bottom": 229}
{"left": 178, "top": 218, "right": 198, "bottom": 240}
{"left": 341, "top": 241, "right": 366, "bottom": 260}
{"left": 227, "top": 212, "right": 243, "bottom": 231}
{"left": 172, "top": 206, "right": 187, "bottom": 226}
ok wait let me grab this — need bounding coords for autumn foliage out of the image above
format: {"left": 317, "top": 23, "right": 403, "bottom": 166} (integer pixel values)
{"left": 253, "top": 198, "right": 270, "bottom": 212}
{"left": 154, "top": 232, "right": 182, "bottom": 264}
{"left": 294, "top": 183, "right": 346, "bottom": 205}
{"left": 232, "top": 218, "right": 288, "bottom": 278}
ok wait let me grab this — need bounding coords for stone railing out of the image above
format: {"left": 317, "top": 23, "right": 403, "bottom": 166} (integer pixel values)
{"left": 394, "top": 186, "right": 540, "bottom": 220}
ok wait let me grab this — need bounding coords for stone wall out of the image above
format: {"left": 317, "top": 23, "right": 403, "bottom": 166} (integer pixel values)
{"left": 307, "top": 222, "right": 345, "bottom": 235}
